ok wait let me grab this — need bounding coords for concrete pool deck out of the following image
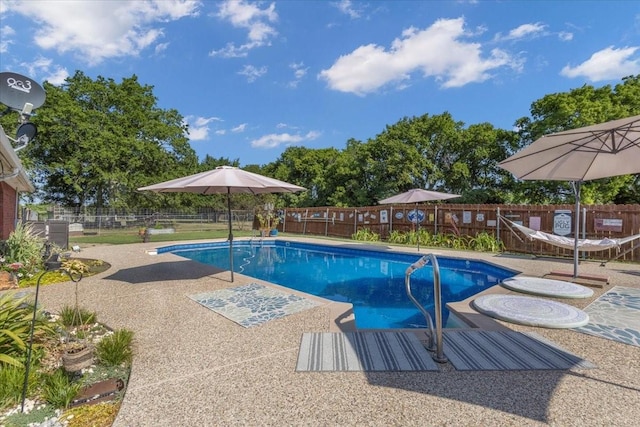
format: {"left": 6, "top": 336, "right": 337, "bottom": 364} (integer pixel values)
{"left": 34, "top": 237, "right": 640, "bottom": 426}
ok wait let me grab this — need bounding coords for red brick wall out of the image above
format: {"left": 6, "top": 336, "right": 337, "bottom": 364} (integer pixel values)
{"left": 0, "top": 182, "right": 18, "bottom": 239}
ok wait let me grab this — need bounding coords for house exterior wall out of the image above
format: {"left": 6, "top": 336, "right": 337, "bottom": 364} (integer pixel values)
{"left": 0, "top": 181, "right": 18, "bottom": 239}
{"left": 1, "top": 125, "right": 35, "bottom": 239}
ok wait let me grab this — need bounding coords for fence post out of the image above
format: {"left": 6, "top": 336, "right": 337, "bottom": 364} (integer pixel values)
{"left": 434, "top": 205, "right": 438, "bottom": 235}
{"left": 325, "top": 208, "right": 329, "bottom": 236}
{"left": 303, "top": 209, "right": 308, "bottom": 235}
{"left": 496, "top": 206, "right": 500, "bottom": 242}
{"left": 283, "top": 209, "right": 287, "bottom": 233}
{"left": 354, "top": 208, "right": 357, "bottom": 235}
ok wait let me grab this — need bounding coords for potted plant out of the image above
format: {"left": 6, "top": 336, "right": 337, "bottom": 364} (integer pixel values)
{"left": 62, "top": 340, "right": 94, "bottom": 372}
{"left": 256, "top": 212, "right": 270, "bottom": 237}
{"left": 269, "top": 214, "right": 280, "bottom": 236}
{"left": 138, "top": 227, "right": 150, "bottom": 242}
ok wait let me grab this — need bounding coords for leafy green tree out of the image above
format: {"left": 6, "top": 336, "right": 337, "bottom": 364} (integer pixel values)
{"left": 452, "top": 123, "right": 519, "bottom": 202}
{"left": 21, "top": 71, "right": 198, "bottom": 210}
{"left": 325, "top": 139, "right": 371, "bottom": 207}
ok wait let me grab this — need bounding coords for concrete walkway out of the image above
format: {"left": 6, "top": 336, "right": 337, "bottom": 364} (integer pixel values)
{"left": 36, "top": 238, "right": 640, "bottom": 426}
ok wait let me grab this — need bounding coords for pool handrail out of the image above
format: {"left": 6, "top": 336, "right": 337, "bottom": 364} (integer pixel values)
{"left": 405, "top": 253, "right": 448, "bottom": 363}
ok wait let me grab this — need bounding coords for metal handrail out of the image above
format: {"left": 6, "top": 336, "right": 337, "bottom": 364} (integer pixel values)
{"left": 405, "top": 253, "right": 447, "bottom": 363}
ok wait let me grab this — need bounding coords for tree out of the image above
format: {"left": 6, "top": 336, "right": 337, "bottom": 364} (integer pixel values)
{"left": 265, "top": 146, "right": 338, "bottom": 207}
{"left": 22, "top": 71, "right": 198, "bottom": 210}
{"left": 457, "top": 123, "right": 520, "bottom": 203}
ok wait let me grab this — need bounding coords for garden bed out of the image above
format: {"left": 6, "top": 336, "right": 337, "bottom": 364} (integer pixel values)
{"left": 0, "top": 303, "right": 133, "bottom": 427}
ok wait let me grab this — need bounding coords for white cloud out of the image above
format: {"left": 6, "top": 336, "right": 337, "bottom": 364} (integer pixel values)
{"left": 210, "top": 0, "right": 278, "bottom": 58}
{"left": 288, "top": 62, "right": 308, "bottom": 88}
{"left": 238, "top": 65, "right": 267, "bottom": 82}
{"left": 276, "top": 122, "right": 299, "bottom": 130}
{"left": 232, "top": 123, "right": 247, "bottom": 133}
{"left": 154, "top": 42, "right": 170, "bottom": 55}
{"left": 187, "top": 115, "right": 223, "bottom": 141}
{"left": 561, "top": 46, "right": 640, "bottom": 81}
{"left": 332, "top": 0, "right": 362, "bottom": 19}
{"left": 319, "top": 18, "right": 521, "bottom": 95}
{"left": 496, "top": 23, "right": 547, "bottom": 41}
{"left": 16, "top": 56, "right": 69, "bottom": 85}
{"left": 251, "top": 130, "right": 320, "bottom": 149}
{"left": 558, "top": 31, "right": 573, "bottom": 42}
{"left": 2, "top": 0, "right": 200, "bottom": 65}
{"left": 43, "top": 67, "right": 70, "bottom": 85}
{"left": 189, "top": 125, "right": 209, "bottom": 140}
{"left": 0, "top": 25, "right": 15, "bottom": 53}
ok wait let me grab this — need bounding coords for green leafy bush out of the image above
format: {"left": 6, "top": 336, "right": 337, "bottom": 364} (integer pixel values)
{"left": 0, "top": 223, "right": 46, "bottom": 281}
{"left": 0, "top": 364, "right": 38, "bottom": 410}
{"left": 469, "top": 232, "right": 505, "bottom": 252}
{"left": 0, "top": 293, "right": 53, "bottom": 368}
{"left": 96, "top": 329, "right": 134, "bottom": 367}
{"left": 59, "top": 305, "right": 97, "bottom": 327}
{"left": 351, "top": 228, "right": 380, "bottom": 242}
{"left": 42, "top": 369, "right": 81, "bottom": 409}
{"left": 387, "top": 230, "right": 407, "bottom": 244}
{"left": 417, "top": 229, "right": 433, "bottom": 246}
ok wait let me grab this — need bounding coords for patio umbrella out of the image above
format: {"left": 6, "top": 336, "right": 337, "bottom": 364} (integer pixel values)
{"left": 138, "top": 166, "right": 306, "bottom": 281}
{"left": 498, "top": 114, "right": 640, "bottom": 277}
{"left": 379, "top": 188, "right": 461, "bottom": 251}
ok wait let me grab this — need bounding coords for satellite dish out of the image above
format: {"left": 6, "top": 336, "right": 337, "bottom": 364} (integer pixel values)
{"left": 0, "top": 72, "right": 46, "bottom": 111}
{"left": 16, "top": 122, "right": 37, "bottom": 145}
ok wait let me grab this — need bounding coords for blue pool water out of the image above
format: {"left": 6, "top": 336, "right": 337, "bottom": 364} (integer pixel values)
{"left": 160, "top": 240, "right": 518, "bottom": 329}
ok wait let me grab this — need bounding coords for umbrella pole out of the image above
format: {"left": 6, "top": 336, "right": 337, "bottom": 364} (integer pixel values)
{"left": 416, "top": 202, "right": 420, "bottom": 252}
{"left": 572, "top": 181, "right": 581, "bottom": 278}
{"left": 227, "top": 188, "right": 234, "bottom": 282}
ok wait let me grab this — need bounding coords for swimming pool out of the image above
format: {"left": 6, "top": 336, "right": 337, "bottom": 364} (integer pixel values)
{"left": 160, "top": 240, "right": 518, "bottom": 329}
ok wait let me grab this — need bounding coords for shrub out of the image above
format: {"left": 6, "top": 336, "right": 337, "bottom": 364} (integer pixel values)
{"left": 0, "top": 364, "right": 38, "bottom": 410}
{"left": 42, "top": 369, "right": 81, "bottom": 409}
{"left": 430, "top": 233, "right": 454, "bottom": 248}
{"left": 469, "top": 232, "right": 505, "bottom": 252}
{"left": 417, "top": 229, "right": 432, "bottom": 246}
{"left": 351, "top": 228, "right": 380, "bottom": 242}
{"left": 0, "top": 223, "right": 46, "bottom": 280}
{"left": 0, "top": 293, "right": 51, "bottom": 368}
{"left": 96, "top": 329, "right": 134, "bottom": 367}
{"left": 60, "top": 259, "right": 90, "bottom": 278}
{"left": 387, "top": 230, "right": 407, "bottom": 244}
{"left": 59, "top": 306, "right": 97, "bottom": 328}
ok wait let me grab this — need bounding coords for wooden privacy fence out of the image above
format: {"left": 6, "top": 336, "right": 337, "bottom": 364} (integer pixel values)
{"left": 280, "top": 204, "right": 640, "bottom": 263}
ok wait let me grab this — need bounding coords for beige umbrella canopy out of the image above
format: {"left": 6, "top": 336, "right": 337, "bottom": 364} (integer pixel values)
{"left": 379, "top": 188, "right": 461, "bottom": 251}
{"left": 379, "top": 188, "right": 461, "bottom": 204}
{"left": 498, "top": 115, "right": 640, "bottom": 181}
{"left": 498, "top": 114, "right": 640, "bottom": 277}
{"left": 139, "top": 166, "right": 306, "bottom": 281}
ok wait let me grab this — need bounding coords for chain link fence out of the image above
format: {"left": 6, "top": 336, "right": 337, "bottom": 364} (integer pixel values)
{"left": 29, "top": 207, "right": 256, "bottom": 235}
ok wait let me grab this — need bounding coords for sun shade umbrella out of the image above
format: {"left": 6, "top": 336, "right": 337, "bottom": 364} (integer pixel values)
{"left": 498, "top": 114, "right": 640, "bottom": 278}
{"left": 138, "top": 166, "right": 306, "bottom": 281}
{"left": 379, "top": 188, "right": 461, "bottom": 251}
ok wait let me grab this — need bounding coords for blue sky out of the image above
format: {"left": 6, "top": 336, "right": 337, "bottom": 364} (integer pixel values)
{"left": 1, "top": 0, "right": 639, "bottom": 167}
